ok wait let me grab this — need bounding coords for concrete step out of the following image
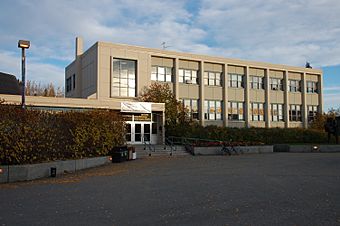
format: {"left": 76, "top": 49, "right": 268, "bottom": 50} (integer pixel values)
{"left": 134, "top": 148, "right": 191, "bottom": 159}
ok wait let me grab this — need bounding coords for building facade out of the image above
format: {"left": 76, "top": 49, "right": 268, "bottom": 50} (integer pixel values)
{"left": 65, "top": 37, "right": 323, "bottom": 133}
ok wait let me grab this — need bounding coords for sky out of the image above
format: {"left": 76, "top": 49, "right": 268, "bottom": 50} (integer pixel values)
{"left": 0, "top": 0, "right": 339, "bottom": 111}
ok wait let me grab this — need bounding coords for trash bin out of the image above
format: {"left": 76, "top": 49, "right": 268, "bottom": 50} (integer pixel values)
{"left": 127, "top": 146, "right": 136, "bottom": 160}
{"left": 110, "top": 146, "right": 128, "bottom": 163}
{"left": 132, "top": 149, "right": 137, "bottom": 160}
{"left": 50, "top": 167, "right": 57, "bottom": 177}
{"left": 127, "top": 146, "right": 133, "bottom": 160}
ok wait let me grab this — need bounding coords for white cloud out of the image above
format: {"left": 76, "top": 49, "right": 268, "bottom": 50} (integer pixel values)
{"left": 0, "top": 51, "right": 64, "bottom": 88}
{"left": 324, "top": 86, "right": 340, "bottom": 91}
{"left": 1, "top": 0, "right": 340, "bottom": 110}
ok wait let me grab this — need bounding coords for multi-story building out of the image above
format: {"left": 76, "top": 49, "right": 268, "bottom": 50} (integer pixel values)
{"left": 65, "top": 37, "right": 323, "bottom": 141}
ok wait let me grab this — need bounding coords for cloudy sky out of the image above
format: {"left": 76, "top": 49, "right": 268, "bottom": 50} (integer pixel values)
{"left": 0, "top": 0, "right": 339, "bottom": 111}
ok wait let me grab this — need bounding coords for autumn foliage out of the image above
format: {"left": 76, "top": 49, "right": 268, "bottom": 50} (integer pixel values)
{"left": 0, "top": 101, "right": 125, "bottom": 165}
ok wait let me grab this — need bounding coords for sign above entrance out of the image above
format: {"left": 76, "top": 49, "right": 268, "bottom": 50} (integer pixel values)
{"left": 121, "top": 102, "right": 152, "bottom": 114}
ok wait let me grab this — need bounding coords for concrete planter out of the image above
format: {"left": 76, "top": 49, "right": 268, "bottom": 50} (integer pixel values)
{"left": 288, "top": 145, "right": 340, "bottom": 153}
{"left": 0, "top": 156, "right": 111, "bottom": 183}
{"left": 192, "top": 146, "right": 273, "bottom": 156}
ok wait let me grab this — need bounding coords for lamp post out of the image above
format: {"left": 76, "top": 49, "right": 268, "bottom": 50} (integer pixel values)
{"left": 18, "top": 40, "right": 30, "bottom": 109}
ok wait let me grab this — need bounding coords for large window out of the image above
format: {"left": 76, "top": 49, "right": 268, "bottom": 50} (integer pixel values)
{"left": 250, "top": 76, "right": 264, "bottom": 89}
{"left": 182, "top": 99, "right": 199, "bottom": 120}
{"left": 306, "top": 81, "right": 318, "bottom": 93}
{"left": 204, "top": 100, "right": 222, "bottom": 120}
{"left": 112, "top": 59, "right": 136, "bottom": 97}
{"left": 250, "top": 102, "right": 264, "bottom": 121}
{"left": 289, "top": 80, "right": 301, "bottom": 92}
{"left": 204, "top": 71, "right": 222, "bottom": 86}
{"left": 270, "top": 78, "right": 283, "bottom": 91}
{"left": 228, "top": 73, "right": 243, "bottom": 88}
{"left": 228, "top": 102, "right": 244, "bottom": 121}
{"left": 289, "top": 105, "right": 302, "bottom": 121}
{"left": 151, "top": 66, "right": 172, "bottom": 82}
{"left": 308, "top": 105, "right": 318, "bottom": 122}
{"left": 271, "top": 103, "right": 284, "bottom": 121}
{"left": 179, "top": 69, "right": 198, "bottom": 84}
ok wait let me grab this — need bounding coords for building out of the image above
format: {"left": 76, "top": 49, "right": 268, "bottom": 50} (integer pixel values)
{"left": 65, "top": 37, "right": 323, "bottom": 137}
{"left": 0, "top": 72, "right": 20, "bottom": 95}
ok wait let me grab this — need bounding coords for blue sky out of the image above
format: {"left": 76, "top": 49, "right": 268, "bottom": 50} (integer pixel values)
{"left": 0, "top": 0, "right": 339, "bottom": 111}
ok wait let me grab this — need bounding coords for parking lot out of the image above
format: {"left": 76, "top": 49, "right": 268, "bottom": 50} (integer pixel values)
{"left": 1, "top": 153, "right": 340, "bottom": 226}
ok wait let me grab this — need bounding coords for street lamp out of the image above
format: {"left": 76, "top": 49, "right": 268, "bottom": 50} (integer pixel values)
{"left": 18, "top": 40, "right": 30, "bottom": 109}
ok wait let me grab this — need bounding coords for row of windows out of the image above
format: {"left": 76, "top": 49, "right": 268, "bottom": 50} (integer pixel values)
{"left": 149, "top": 67, "right": 319, "bottom": 93}
{"left": 180, "top": 99, "right": 318, "bottom": 122}
{"left": 111, "top": 59, "right": 320, "bottom": 98}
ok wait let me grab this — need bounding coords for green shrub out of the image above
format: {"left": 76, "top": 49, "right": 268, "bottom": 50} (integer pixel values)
{"left": 0, "top": 104, "right": 125, "bottom": 165}
{"left": 166, "top": 123, "right": 330, "bottom": 144}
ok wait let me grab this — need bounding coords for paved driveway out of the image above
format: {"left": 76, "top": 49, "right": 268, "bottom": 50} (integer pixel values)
{"left": 1, "top": 153, "right": 340, "bottom": 226}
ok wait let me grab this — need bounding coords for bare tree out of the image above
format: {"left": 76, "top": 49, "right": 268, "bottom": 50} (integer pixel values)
{"left": 25, "top": 80, "right": 64, "bottom": 97}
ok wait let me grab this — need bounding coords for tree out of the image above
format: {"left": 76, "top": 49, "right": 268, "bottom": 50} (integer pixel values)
{"left": 25, "top": 80, "right": 63, "bottom": 97}
{"left": 139, "top": 83, "right": 189, "bottom": 129}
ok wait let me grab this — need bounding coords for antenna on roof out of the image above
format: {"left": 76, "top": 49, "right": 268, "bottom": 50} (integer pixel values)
{"left": 305, "top": 61, "right": 312, "bottom": 69}
{"left": 161, "top": 42, "right": 171, "bottom": 50}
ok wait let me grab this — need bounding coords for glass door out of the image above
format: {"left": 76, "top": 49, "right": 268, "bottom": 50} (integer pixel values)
{"left": 126, "top": 122, "right": 154, "bottom": 144}
{"left": 134, "top": 123, "right": 142, "bottom": 143}
{"left": 143, "top": 124, "right": 151, "bottom": 142}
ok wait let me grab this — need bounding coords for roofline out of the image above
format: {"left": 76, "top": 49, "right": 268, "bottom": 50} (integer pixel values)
{"left": 97, "top": 41, "right": 322, "bottom": 74}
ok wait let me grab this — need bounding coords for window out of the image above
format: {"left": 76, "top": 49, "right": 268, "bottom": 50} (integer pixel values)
{"left": 179, "top": 69, "right": 198, "bottom": 84}
{"left": 112, "top": 59, "right": 136, "bottom": 97}
{"left": 151, "top": 66, "right": 172, "bottom": 82}
{"left": 228, "top": 73, "right": 243, "bottom": 88}
{"left": 66, "top": 77, "right": 72, "bottom": 92}
{"left": 182, "top": 99, "right": 199, "bottom": 120}
{"left": 250, "top": 76, "right": 264, "bottom": 89}
{"left": 204, "top": 71, "right": 222, "bottom": 86}
{"left": 271, "top": 103, "right": 284, "bottom": 121}
{"left": 289, "top": 80, "right": 301, "bottom": 92}
{"left": 250, "top": 102, "right": 264, "bottom": 121}
{"left": 306, "top": 81, "right": 318, "bottom": 93}
{"left": 204, "top": 100, "right": 222, "bottom": 120}
{"left": 72, "top": 74, "right": 76, "bottom": 89}
{"left": 308, "top": 105, "right": 318, "bottom": 122}
{"left": 289, "top": 105, "right": 302, "bottom": 121}
{"left": 228, "top": 102, "right": 244, "bottom": 121}
{"left": 270, "top": 78, "right": 283, "bottom": 91}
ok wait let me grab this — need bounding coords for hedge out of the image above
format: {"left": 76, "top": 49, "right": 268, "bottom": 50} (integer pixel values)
{"left": 167, "top": 123, "right": 331, "bottom": 145}
{"left": 0, "top": 104, "right": 125, "bottom": 165}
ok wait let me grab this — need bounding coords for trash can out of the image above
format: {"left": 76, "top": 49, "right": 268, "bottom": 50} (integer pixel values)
{"left": 110, "top": 146, "right": 128, "bottom": 163}
{"left": 132, "top": 149, "right": 137, "bottom": 160}
{"left": 127, "top": 146, "right": 136, "bottom": 160}
{"left": 50, "top": 167, "right": 57, "bottom": 177}
{"left": 127, "top": 146, "right": 133, "bottom": 160}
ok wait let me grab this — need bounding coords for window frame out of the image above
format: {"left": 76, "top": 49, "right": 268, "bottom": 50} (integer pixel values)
{"left": 228, "top": 101, "right": 244, "bottom": 121}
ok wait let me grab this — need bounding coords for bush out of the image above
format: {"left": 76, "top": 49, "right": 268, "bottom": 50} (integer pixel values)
{"left": 0, "top": 104, "right": 125, "bottom": 165}
{"left": 167, "top": 123, "right": 330, "bottom": 145}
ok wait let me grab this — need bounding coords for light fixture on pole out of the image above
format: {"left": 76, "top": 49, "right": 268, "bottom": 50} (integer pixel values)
{"left": 18, "top": 40, "right": 30, "bottom": 109}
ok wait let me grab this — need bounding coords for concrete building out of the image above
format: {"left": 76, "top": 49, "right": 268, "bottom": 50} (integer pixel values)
{"left": 65, "top": 37, "right": 323, "bottom": 141}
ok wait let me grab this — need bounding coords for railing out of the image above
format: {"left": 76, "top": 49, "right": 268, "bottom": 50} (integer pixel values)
{"left": 166, "top": 136, "right": 243, "bottom": 155}
{"left": 164, "top": 137, "right": 176, "bottom": 156}
{"left": 143, "top": 135, "right": 155, "bottom": 155}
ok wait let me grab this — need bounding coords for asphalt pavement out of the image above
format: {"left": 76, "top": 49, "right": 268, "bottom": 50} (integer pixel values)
{"left": 1, "top": 153, "right": 340, "bottom": 226}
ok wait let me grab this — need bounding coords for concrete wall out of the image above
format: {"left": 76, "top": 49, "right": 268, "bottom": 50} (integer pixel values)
{"left": 193, "top": 146, "right": 273, "bottom": 155}
{"left": 0, "top": 156, "right": 111, "bottom": 183}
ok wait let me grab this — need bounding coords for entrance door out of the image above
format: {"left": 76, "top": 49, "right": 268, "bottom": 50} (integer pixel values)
{"left": 127, "top": 122, "right": 153, "bottom": 144}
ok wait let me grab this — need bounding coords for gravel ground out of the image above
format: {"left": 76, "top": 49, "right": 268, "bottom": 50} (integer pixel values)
{"left": 1, "top": 153, "right": 340, "bottom": 226}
